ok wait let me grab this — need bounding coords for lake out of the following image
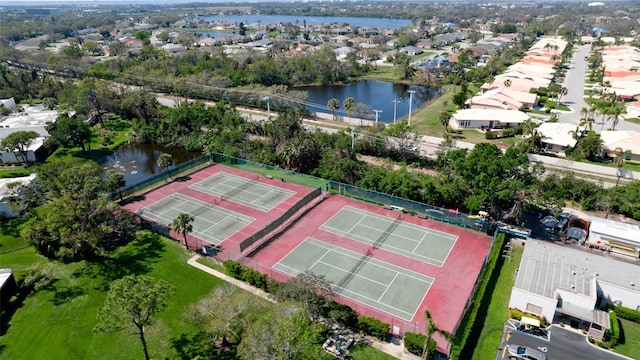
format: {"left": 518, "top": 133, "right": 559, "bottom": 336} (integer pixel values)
{"left": 198, "top": 14, "right": 412, "bottom": 30}
{"left": 299, "top": 81, "right": 443, "bottom": 123}
{"left": 99, "top": 143, "right": 200, "bottom": 186}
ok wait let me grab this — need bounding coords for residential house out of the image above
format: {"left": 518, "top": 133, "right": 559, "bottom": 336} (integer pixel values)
{"left": 401, "top": 46, "right": 423, "bottom": 56}
{"left": 333, "top": 46, "right": 354, "bottom": 59}
{"left": 600, "top": 130, "right": 640, "bottom": 162}
{"left": 0, "top": 98, "right": 16, "bottom": 112}
{"left": 466, "top": 87, "right": 538, "bottom": 110}
{"left": 450, "top": 108, "right": 529, "bottom": 129}
{"left": 535, "top": 122, "right": 579, "bottom": 156}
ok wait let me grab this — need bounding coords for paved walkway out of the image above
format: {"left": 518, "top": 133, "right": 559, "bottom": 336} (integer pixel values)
{"left": 186, "top": 254, "right": 421, "bottom": 360}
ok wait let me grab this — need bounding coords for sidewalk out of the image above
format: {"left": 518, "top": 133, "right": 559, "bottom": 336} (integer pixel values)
{"left": 186, "top": 254, "right": 421, "bottom": 359}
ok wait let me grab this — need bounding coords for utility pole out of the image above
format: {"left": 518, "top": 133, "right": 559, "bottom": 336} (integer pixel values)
{"left": 350, "top": 128, "right": 356, "bottom": 151}
{"left": 263, "top": 95, "right": 270, "bottom": 118}
{"left": 373, "top": 109, "right": 382, "bottom": 124}
{"left": 407, "top": 90, "right": 416, "bottom": 126}
{"left": 392, "top": 98, "right": 400, "bottom": 124}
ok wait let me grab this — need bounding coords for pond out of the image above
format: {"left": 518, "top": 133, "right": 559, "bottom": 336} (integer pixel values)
{"left": 298, "top": 81, "right": 442, "bottom": 123}
{"left": 99, "top": 143, "right": 200, "bottom": 186}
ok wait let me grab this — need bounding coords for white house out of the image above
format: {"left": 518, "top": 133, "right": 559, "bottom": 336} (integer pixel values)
{"left": 509, "top": 240, "right": 639, "bottom": 340}
{"left": 0, "top": 174, "right": 36, "bottom": 217}
{"left": 466, "top": 87, "right": 538, "bottom": 110}
{"left": 536, "top": 122, "right": 579, "bottom": 155}
{"left": 0, "top": 105, "right": 56, "bottom": 164}
{"left": 0, "top": 97, "right": 16, "bottom": 111}
{"left": 450, "top": 109, "right": 529, "bottom": 129}
{"left": 586, "top": 216, "right": 640, "bottom": 258}
{"left": 600, "top": 130, "right": 640, "bottom": 162}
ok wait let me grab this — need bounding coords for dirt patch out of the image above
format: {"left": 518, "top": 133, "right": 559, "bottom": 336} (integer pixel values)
{"left": 357, "top": 154, "right": 439, "bottom": 176}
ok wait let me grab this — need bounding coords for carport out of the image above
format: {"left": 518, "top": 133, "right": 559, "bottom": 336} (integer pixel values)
{"left": 555, "top": 302, "right": 610, "bottom": 340}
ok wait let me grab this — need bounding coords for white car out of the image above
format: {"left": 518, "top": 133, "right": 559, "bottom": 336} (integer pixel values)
{"left": 506, "top": 344, "right": 547, "bottom": 360}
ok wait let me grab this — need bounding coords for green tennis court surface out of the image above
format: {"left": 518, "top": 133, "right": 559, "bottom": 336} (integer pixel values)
{"left": 139, "top": 193, "right": 254, "bottom": 244}
{"left": 274, "top": 237, "right": 433, "bottom": 320}
{"left": 190, "top": 172, "right": 295, "bottom": 212}
{"left": 320, "top": 206, "right": 457, "bottom": 267}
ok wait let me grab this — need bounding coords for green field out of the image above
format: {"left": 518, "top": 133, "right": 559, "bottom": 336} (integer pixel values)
{"left": 0, "top": 222, "right": 224, "bottom": 360}
{"left": 471, "top": 244, "right": 524, "bottom": 360}
{"left": 614, "top": 318, "right": 640, "bottom": 358}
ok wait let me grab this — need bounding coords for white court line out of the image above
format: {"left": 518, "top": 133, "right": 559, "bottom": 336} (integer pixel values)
{"left": 377, "top": 272, "right": 399, "bottom": 302}
{"left": 307, "top": 248, "right": 332, "bottom": 273}
{"left": 412, "top": 231, "right": 429, "bottom": 253}
{"left": 272, "top": 239, "right": 328, "bottom": 271}
{"left": 307, "top": 239, "right": 433, "bottom": 284}
{"left": 322, "top": 224, "right": 445, "bottom": 266}
{"left": 316, "top": 259, "right": 389, "bottom": 287}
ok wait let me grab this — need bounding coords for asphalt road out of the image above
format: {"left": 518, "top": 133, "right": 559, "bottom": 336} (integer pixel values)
{"left": 497, "top": 323, "right": 628, "bottom": 360}
{"left": 559, "top": 44, "right": 640, "bottom": 132}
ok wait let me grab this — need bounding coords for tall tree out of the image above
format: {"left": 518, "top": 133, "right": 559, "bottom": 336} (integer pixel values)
{"left": 95, "top": 275, "right": 175, "bottom": 360}
{"left": 0, "top": 130, "right": 39, "bottom": 164}
{"left": 421, "top": 310, "right": 452, "bottom": 360}
{"left": 46, "top": 116, "right": 93, "bottom": 151}
{"left": 172, "top": 212, "right": 194, "bottom": 249}
{"left": 157, "top": 153, "right": 174, "bottom": 179}
{"left": 327, "top": 98, "right": 339, "bottom": 121}
{"left": 605, "top": 148, "right": 631, "bottom": 219}
{"left": 104, "top": 169, "right": 126, "bottom": 201}
{"left": 343, "top": 97, "right": 355, "bottom": 120}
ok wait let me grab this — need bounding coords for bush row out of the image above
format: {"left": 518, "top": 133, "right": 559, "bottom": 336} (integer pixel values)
{"left": 485, "top": 126, "right": 523, "bottom": 139}
{"left": 614, "top": 306, "right": 640, "bottom": 324}
{"left": 357, "top": 316, "right": 389, "bottom": 341}
{"left": 449, "top": 233, "right": 506, "bottom": 359}
{"left": 222, "top": 260, "right": 388, "bottom": 339}
{"left": 403, "top": 332, "right": 436, "bottom": 357}
{"left": 600, "top": 311, "right": 620, "bottom": 349}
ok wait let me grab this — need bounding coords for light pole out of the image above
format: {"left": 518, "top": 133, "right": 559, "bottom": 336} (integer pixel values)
{"left": 263, "top": 95, "right": 270, "bottom": 118}
{"left": 373, "top": 109, "right": 382, "bottom": 124}
{"left": 407, "top": 90, "right": 416, "bottom": 126}
{"left": 392, "top": 98, "right": 400, "bottom": 124}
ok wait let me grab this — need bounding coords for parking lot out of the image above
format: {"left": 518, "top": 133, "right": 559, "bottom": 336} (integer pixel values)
{"left": 496, "top": 322, "right": 625, "bottom": 360}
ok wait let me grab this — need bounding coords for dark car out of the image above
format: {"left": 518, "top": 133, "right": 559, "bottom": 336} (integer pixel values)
{"left": 506, "top": 344, "right": 547, "bottom": 360}
{"left": 522, "top": 327, "right": 548, "bottom": 338}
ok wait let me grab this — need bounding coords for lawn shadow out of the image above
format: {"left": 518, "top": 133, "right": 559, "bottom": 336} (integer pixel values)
{"left": 171, "top": 332, "right": 237, "bottom": 360}
{"left": 50, "top": 285, "right": 85, "bottom": 306}
{"left": 81, "top": 232, "right": 166, "bottom": 289}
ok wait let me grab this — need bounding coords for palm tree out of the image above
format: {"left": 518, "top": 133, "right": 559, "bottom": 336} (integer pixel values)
{"left": 105, "top": 170, "right": 126, "bottom": 201}
{"left": 343, "top": 97, "right": 356, "bottom": 120}
{"left": 556, "top": 87, "right": 567, "bottom": 107}
{"left": 327, "top": 98, "right": 339, "bottom": 121}
{"left": 439, "top": 111, "right": 450, "bottom": 131}
{"left": 157, "top": 153, "right": 174, "bottom": 180}
{"left": 605, "top": 148, "right": 631, "bottom": 219}
{"left": 421, "top": 310, "right": 452, "bottom": 360}
{"left": 607, "top": 104, "right": 625, "bottom": 130}
{"left": 503, "top": 79, "right": 512, "bottom": 89}
{"left": 172, "top": 212, "right": 194, "bottom": 249}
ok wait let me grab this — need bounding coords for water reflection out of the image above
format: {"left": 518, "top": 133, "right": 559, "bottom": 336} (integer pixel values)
{"left": 99, "top": 143, "right": 200, "bottom": 185}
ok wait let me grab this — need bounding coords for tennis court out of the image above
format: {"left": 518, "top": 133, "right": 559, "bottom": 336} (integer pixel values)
{"left": 138, "top": 193, "right": 254, "bottom": 244}
{"left": 274, "top": 237, "right": 433, "bottom": 320}
{"left": 320, "top": 206, "right": 457, "bottom": 267}
{"left": 190, "top": 172, "right": 295, "bottom": 212}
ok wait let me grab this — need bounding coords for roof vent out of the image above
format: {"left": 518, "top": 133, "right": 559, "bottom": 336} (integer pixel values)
{"left": 595, "top": 272, "right": 599, "bottom": 276}
{"left": 572, "top": 270, "right": 576, "bottom": 275}
{"left": 571, "top": 284, "right": 575, "bottom": 289}
{"left": 632, "top": 282, "right": 635, "bottom": 287}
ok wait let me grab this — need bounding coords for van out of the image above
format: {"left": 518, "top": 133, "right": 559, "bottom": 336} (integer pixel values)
{"left": 389, "top": 205, "right": 406, "bottom": 213}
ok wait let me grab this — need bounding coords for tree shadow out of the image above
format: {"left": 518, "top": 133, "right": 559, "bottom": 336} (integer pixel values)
{"left": 119, "top": 195, "right": 146, "bottom": 206}
{"left": 171, "top": 332, "right": 237, "bottom": 360}
{"left": 175, "top": 176, "right": 192, "bottom": 182}
{"left": 80, "top": 232, "right": 166, "bottom": 289}
{"left": 50, "top": 285, "right": 85, "bottom": 306}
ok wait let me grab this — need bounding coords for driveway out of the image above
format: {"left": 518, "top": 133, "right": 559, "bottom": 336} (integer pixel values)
{"left": 496, "top": 323, "right": 628, "bottom": 360}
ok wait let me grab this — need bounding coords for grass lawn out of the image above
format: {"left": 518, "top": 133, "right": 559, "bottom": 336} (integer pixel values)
{"left": 626, "top": 117, "right": 640, "bottom": 125}
{"left": 0, "top": 225, "right": 224, "bottom": 360}
{"left": 350, "top": 342, "right": 398, "bottom": 360}
{"left": 614, "top": 318, "right": 640, "bottom": 358}
{"left": 359, "top": 65, "right": 403, "bottom": 83}
{"left": 471, "top": 244, "right": 524, "bottom": 360}
{"left": 579, "top": 159, "right": 640, "bottom": 173}
{"left": 0, "top": 167, "right": 32, "bottom": 179}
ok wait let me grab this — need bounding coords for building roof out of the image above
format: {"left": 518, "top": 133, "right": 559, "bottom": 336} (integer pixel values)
{"left": 515, "top": 240, "right": 640, "bottom": 299}
{"left": 452, "top": 108, "right": 530, "bottom": 123}
{"left": 587, "top": 215, "right": 640, "bottom": 250}
{"left": 0, "top": 174, "right": 36, "bottom": 201}
{"left": 536, "top": 122, "right": 579, "bottom": 148}
{"left": 600, "top": 130, "right": 640, "bottom": 155}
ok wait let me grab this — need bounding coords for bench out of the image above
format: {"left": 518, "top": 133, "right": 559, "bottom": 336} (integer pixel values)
{"left": 265, "top": 174, "right": 273, "bottom": 179}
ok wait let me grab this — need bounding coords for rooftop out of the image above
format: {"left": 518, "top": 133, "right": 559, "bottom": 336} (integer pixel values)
{"left": 515, "top": 240, "right": 640, "bottom": 299}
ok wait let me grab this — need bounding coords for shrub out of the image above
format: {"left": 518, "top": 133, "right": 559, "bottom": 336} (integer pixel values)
{"left": 607, "top": 311, "right": 620, "bottom": 347}
{"left": 614, "top": 306, "right": 640, "bottom": 324}
{"left": 508, "top": 308, "right": 525, "bottom": 320}
{"left": 325, "top": 301, "right": 358, "bottom": 328}
{"left": 357, "top": 316, "right": 389, "bottom": 340}
{"left": 223, "top": 260, "right": 243, "bottom": 278}
{"left": 404, "top": 332, "right": 427, "bottom": 356}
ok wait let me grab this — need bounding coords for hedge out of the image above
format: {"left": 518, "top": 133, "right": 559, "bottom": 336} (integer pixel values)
{"left": 614, "top": 306, "right": 640, "bottom": 324}
{"left": 357, "top": 316, "right": 389, "bottom": 340}
{"left": 603, "top": 311, "right": 620, "bottom": 348}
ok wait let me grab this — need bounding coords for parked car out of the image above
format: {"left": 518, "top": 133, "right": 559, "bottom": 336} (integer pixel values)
{"left": 521, "top": 327, "right": 548, "bottom": 338}
{"left": 506, "top": 344, "right": 547, "bottom": 360}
